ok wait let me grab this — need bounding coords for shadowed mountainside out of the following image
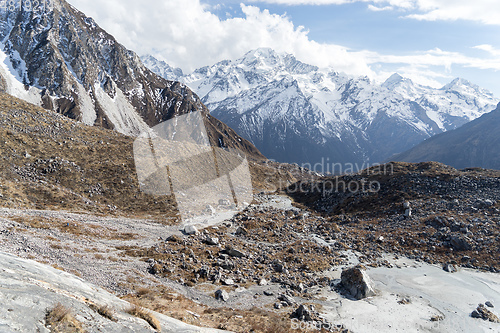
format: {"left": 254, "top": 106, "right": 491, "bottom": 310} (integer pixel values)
{"left": 393, "top": 103, "right": 500, "bottom": 170}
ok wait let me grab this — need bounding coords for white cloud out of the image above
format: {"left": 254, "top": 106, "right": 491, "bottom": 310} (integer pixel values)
{"left": 366, "top": 48, "right": 500, "bottom": 78}
{"left": 66, "top": 0, "right": 499, "bottom": 95}
{"left": 367, "top": 4, "right": 394, "bottom": 11}
{"left": 67, "top": 0, "right": 373, "bottom": 75}
{"left": 248, "top": 0, "right": 500, "bottom": 25}
{"left": 473, "top": 44, "right": 500, "bottom": 56}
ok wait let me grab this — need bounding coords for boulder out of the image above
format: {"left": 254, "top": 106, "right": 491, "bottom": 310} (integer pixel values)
{"left": 224, "top": 246, "right": 245, "bottom": 258}
{"left": 278, "top": 294, "right": 296, "bottom": 306}
{"left": 204, "top": 236, "right": 219, "bottom": 246}
{"left": 198, "top": 266, "right": 210, "bottom": 279}
{"left": 222, "top": 278, "right": 235, "bottom": 286}
{"left": 443, "top": 263, "right": 457, "bottom": 273}
{"left": 340, "top": 265, "right": 376, "bottom": 300}
{"left": 291, "top": 304, "right": 313, "bottom": 322}
{"left": 184, "top": 225, "right": 199, "bottom": 235}
{"left": 471, "top": 304, "right": 499, "bottom": 323}
{"left": 450, "top": 235, "right": 472, "bottom": 251}
{"left": 218, "top": 199, "right": 231, "bottom": 206}
{"left": 235, "top": 227, "right": 248, "bottom": 236}
{"left": 166, "top": 235, "right": 181, "bottom": 242}
{"left": 215, "top": 289, "right": 229, "bottom": 302}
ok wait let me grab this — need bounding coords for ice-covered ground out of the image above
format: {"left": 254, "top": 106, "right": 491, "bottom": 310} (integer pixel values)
{"left": 321, "top": 256, "right": 500, "bottom": 333}
{"left": 0, "top": 251, "right": 227, "bottom": 333}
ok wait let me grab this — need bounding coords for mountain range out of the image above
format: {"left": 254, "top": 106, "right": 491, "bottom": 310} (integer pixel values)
{"left": 0, "top": 0, "right": 263, "bottom": 160}
{"left": 393, "top": 102, "right": 500, "bottom": 169}
{"left": 143, "top": 49, "right": 499, "bottom": 168}
{"left": 0, "top": 0, "right": 497, "bottom": 170}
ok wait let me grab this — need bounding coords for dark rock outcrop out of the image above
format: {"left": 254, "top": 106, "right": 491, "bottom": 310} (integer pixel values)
{"left": 340, "top": 265, "right": 376, "bottom": 300}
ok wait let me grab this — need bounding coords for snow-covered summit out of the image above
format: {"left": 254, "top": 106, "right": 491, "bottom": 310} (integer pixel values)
{"left": 143, "top": 49, "right": 499, "bottom": 165}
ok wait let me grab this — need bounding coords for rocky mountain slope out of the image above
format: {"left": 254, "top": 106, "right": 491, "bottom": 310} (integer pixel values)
{"left": 0, "top": 92, "right": 288, "bottom": 218}
{"left": 286, "top": 161, "right": 500, "bottom": 271}
{"left": 0, "top": 0, "right": 264, "bottom": 160}
{"left": 392, "top": 102, "right": 500, "bottom": 169}
{"left": 144, "top": 49, "right": 499, "bottom": 166}
{"left": 0, "top": 92, "right": 499, "bottom": 332}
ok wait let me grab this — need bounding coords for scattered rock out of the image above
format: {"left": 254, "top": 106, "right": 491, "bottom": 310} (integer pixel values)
{"left": 224, "top": 246, "right": 245, "bottom": 258}
{"left": 235, "top": 227, "right": 248, "bottom": 236}
{"left": 263, "top": 290, "right": 274, "bottom": 296}
{"left": 222, "top": 278, "right": 234, "bottom": 286}
{"left": 450, "top": 235, "right": 472, "bottom": 251}
{"left": 430, "top": 315, "right": 444, "bottom": 322}
{"left": 278, "top": 294, "right": 296, "bottom": 306}
{"left": 291, "top": 304, "right": 313, "bottom": 321}
{"left": 443, "top": 263, "right": 457, "bottom": 273}
{"left": 215, "top": 289, "right": 229, "bottom": 302}
{"left": 258, "top": 278, "right": 268, "bottom": 286}
{"left": 166, "top": 235, "right": 181, "bottom": 242}
{"left": 486, "top": 301, "right": 494, "bottom": 308}
{"left": 204, "top": 236, "right": 219, "bottom": 246}
{"left": 184, "top": 225, "right": 199, "bottom": 235}
{"left": 471, "top": 304, "right": 499, "bottom": 323}
{"left": 340, "top": 265, "right": 376, "bottom": 300}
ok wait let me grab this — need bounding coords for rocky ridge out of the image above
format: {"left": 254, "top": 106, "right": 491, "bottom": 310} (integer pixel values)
{"left": 0, "top": 0, "right": 264, "bottom": 160}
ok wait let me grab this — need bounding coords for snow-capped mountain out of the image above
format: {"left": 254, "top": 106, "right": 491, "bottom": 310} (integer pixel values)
{"left": 144, "top": 49, "right": 499, "bottom": 167}
{"left": 0, "top": 0, "right": 263, "bottom": 160}
{"left": 142, "top": 55, "right": 184, "bottom": 82}
{"left": 394, "top": 102, "right": 500, "bottom": 169}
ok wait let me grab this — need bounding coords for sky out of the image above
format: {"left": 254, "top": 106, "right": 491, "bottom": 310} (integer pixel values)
{"left": 66, "top": 0, "right": 500, "bottom": 96}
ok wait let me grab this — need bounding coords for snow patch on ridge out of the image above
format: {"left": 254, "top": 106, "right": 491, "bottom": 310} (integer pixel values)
{"left": 75, "top": 80, "right": 96, "bottom": 126}
{"left": 0, "top": 44, "right": 42, "bottom": 106}
{"left": 94, "top": 83, "right": 150, "bottom": 136}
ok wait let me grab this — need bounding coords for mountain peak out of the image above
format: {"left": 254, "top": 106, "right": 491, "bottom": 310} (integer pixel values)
{"left": 239, "top": 48, "right": 282, "bottom": 68}
{"left": 141, "top": 55, "right": 184, "bottom": 80}
{"left": 382, "top": 73, "right": 413, "bottom": 89}
{"left": 237, "top": 48, "right": 318, "bottom": 75}
{"left": 441, "top": 77, "right": 477, "bottom": 91}
{"left": 440, "top": 77, "right": 496, "bottom": 99}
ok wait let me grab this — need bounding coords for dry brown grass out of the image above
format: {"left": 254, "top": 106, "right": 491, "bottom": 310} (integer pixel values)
{"left": 88, "top": 303, "right": 117, "bottom": 322}
{"left": 45, "top": 303, "right": 84, "bottom": 333}
{"left": 126, "top": 304, "right": 161, "bottom": 331}
{"left": 9, "top": 215, "right": 140, "bottom": 241}
{"left": 122, "top": 286, "right": 334, "bottom": 333}
{"left": 0, "top": 92, "right": 293, "bottom": 221}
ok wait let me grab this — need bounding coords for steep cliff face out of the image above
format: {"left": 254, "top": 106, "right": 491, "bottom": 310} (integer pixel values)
{"left": 0, "top": 0, "right": 264, "bottom": 159}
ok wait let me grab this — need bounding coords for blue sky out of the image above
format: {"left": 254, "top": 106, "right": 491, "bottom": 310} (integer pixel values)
{"left": 68, "top": 0, "right": 500, "bottom": 96}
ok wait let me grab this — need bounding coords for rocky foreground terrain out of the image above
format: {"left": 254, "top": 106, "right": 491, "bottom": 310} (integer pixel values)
{"left": 0, "top": 92, "right": 499, "bottom": 332}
